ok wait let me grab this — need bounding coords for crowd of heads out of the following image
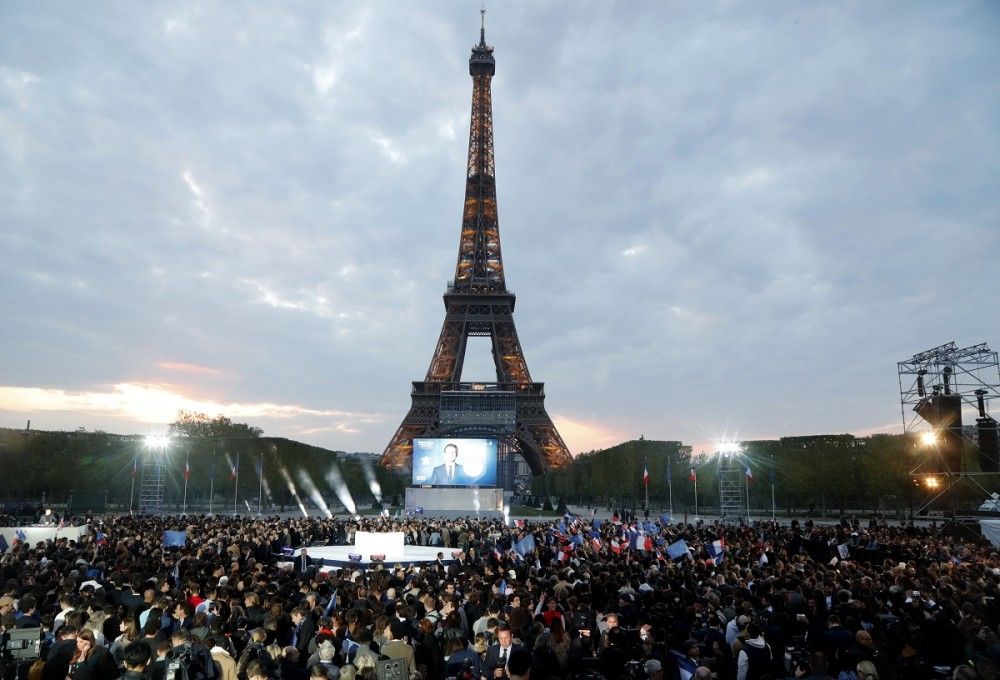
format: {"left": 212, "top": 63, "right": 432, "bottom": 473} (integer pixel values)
{"left": 0, "top": 511, "right": 999, "bottom": 680}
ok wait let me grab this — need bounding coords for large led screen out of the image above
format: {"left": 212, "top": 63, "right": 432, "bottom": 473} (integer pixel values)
{"left": 411, "top": 438, "right": 498, "bottom": 487}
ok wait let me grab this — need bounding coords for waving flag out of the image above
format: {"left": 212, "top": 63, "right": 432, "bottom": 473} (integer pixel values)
{"left": 15, "top": 529, "right": 27, "bottom": 542}
{"left": 609, "top": 539, "right": 621, "bottom": 555}
{"left": 514, "top": 534, "right": 536, "bottom": 557}
{"left": 666, "top": 539, "right": 690, "bottom": 560}
{"left": 590, "top": 536, "right": 601, "bottom": 551}
{"left": 670, "top": 650, "right": 697, "bottom": 680}
{"left": 744, "top": 465, "right": 753, "bottom": 483}
{"left": 184, "top": 458, "right": 191, "bottom": 481}
{"left": 643, "top": 464, "right": 649, "bottom": 486}
{"left": 229, "top": 461, "right": 238, "bottom": 480}
{"left": 131, "top": 456, "right": 138, "bottom": 479}
{"left": 95, "top": 531, "right": 108, "bottom": 545}
{"left": 0, "top": 535, "right": 7, "bottom": 553}
{"left": 708, "top": 539, "right": 725, "bottom": 565}
{"left": 689, "top": 468, "right": 697, "bottom": 482}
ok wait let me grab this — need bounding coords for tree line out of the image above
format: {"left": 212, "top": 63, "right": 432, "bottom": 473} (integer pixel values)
{"left": 531, "top": 434, "right": 998, "bottom": 517}
{"left": 0, "top": 412, "right": 407, "bottom": 510}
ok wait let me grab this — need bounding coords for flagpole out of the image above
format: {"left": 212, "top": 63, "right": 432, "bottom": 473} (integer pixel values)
{"left": 234, "top": 450, "right": 240, "bottom": 514}
{"left": 643, "top": 462, "right": 649, "bottom": 512}
{"left": 209, "top": 461, "right": 215, "bottom": 515}
{"left": 668, "top": 460, "right": 673, "bottom": 517}
{"left": 745, "top": 473, "right": 750, "bottom": 522}
{"left": 257, "top": 448, "right": 264, "bottom": 516}
{"left": 694, "top": 476, "right": 698, "bottom": 517}
{"left": 183, "top": 457, "right": 189, "bottom": 514}
{"left": 771, "top": 473, "right": 776, "bottom": 520}
{"left": 129, "top": 455, "right": 137, "bottom": 514}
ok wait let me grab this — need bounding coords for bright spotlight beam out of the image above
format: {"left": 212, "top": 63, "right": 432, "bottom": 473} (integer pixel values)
{"left": 278, "top": 464, "right": 309, "bottom": 518}
{"left": 919, "top": 431, "right": 938, "bottom": 447}
{"left": 360, "top": 459, "right": 383, "bottom": 504}
{"left": 297, "top": 469, "right": 333, "bottom": 519}
{"left": 325, "top": 463, "right": 357, "bottom": 515}
{"left": 144, "top": 434, "right": 170, "bottom": 449}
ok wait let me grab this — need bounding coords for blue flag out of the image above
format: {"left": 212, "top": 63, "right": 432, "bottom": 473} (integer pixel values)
{"left": 660, "top": 513, "right": 672, "bottom": 525}
{"left": 514, "top": 534, "right": 536, "bottom": 557}
{"left": 570, "top": 534, "right": 584, "bottom": 547}
{"left": 15, "top": 529, "right": 26, "bottom": 542}
{"left": 555, "top": 520, "right": 567, "bottom": 535}
{"left": 670, "top": 650, "right": 697, "bottom": 680}
{"left": 0, "top": 535, "right": 7, "bottom": 553}
{"left": 666, "top": 539, "right": 689, "bottom": 560}
{"left": 593, "top": 518, "right": 603, "bottom": 530}
{"left": 162, "top": 531, "right": 187, "bottom": 548}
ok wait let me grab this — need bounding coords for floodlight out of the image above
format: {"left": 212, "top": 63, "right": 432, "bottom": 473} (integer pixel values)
{"left": 919, "top": 431, "right": 938, "bottom": 447}
{"left": 144, "top": 434, "right": 170, "bottom": 449}
{"left": 925, "top": 476, "right": 940, "bottom": 489}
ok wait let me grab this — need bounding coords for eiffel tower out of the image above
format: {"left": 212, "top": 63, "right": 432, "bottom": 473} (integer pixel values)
{"left": 380, "top": 17, "right": 572, "bottom": 480}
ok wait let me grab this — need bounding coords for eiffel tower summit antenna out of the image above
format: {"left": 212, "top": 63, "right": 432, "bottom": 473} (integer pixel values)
{"left": 380, "top": 17, "right": 572, "bottom": 482}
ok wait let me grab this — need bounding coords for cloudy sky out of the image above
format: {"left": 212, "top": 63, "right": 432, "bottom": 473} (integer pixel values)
{"left": 1, "top": 2, "right": 998, "bottom": 456}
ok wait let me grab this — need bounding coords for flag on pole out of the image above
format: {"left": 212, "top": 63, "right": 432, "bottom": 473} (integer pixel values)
{"left": 229, "top": 461, "right": 238, "bottom": 480}
{"left": 667, "top": 457, "right": 672, "bottom": 479}
{"left": 184, "top": 458, "right": 191, "bottom": 481}
{"left": 15, "top": 529, "right": 26, "bottom": 542}
{"left": 131, "top": 456, "right": 138, "bottom": 479}
{"left": 643, "top": 464, "right": 649, "bottom": 487}
{"left": 744, "top": 465, "right": 753, "bottom": 483}
{"left": 689, "top": 467, "right": 697, "bottom": 482}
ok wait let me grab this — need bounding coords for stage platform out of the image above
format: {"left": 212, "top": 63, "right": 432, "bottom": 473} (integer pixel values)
{"left": 405, "top": 486, "right": 505, "bottom": 520}
{"left": 0, "top": 525, "right": 88, "bottom": 547}
{"left": 282, "top": 544, "right": 455, "bottom": 570}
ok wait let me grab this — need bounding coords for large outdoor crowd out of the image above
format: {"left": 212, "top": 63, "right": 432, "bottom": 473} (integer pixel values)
{"left": 1, "top": 511, "right": 999, "bottom": 680}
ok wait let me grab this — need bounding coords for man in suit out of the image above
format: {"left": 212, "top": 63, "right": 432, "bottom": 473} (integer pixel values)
{"left": 482, "top": 623, "right": 523, "bottom": 679}
{"left": 289, "top": 607, "right": 315, "bottom": 662}
{"left": 292, "top": 548, "right": 313, "bottom": 575}
{"left": 429, "top": 443, "right": 469, "bottom": 485}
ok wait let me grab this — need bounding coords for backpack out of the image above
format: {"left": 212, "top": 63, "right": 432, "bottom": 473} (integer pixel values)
{"left": 166, "top": 643, "right": 217, "bottom": 680}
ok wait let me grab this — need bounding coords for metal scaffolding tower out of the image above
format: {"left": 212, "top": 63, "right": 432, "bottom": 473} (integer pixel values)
{"left": 139, "top": 450, "right": 167, "bottom": 513}
{"left": 718, "top": 454, "right": 747, "bottom": 522}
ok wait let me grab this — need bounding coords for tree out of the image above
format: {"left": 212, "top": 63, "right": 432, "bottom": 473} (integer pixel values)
{"left": 168, "top": 411, "right": 263, "bottom": 441}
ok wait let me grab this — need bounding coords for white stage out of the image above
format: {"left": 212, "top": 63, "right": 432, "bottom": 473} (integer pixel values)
{"left": 405, "top": 486, "right": 505, "bottom": 519}
{"left": 0, "top": 525, "right": 88, "bottom": 547}
{"left": 981, "top": 519, "right": 1000, "bottom": 548}
{"left": 283, "top": 531, "right": 458, "bottom": 569}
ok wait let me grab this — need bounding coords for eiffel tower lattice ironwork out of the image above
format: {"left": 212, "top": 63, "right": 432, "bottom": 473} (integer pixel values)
{"left": 380, "top": 21, "right": 572, "bottom": 476}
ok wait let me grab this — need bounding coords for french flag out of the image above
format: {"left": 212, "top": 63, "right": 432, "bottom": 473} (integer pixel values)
{"left": 745, "top": 465, "right": 753, "bottom": 483}
{"left": 131, "top": 456, "right": 138, "bottom": 479}
{"left": 590, "top": 536, "right": 601, "bottom": 551}
{"left": 610, "top": 539, "right": 621, "bottom": 555}
{"left": 229, "top": 462, "right": 238, "bottom": 480}
{"left": 184, "top": 459, "right": 191, "bottom": 481}
{"left": 642, "top": 464, "right": 649, "bottom": 487}
{"left": 689, "top": 467, "right": 697, "bottom": 482}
